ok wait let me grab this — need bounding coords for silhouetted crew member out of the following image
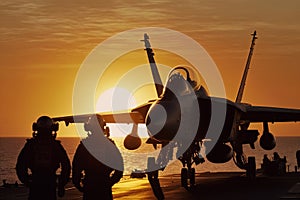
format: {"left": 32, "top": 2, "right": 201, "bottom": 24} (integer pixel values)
{"left": 16, "top": 116, "right": 71, "bottom": 200}
{"left": 297, "top": 150, "right": 300, "bottom": 169}
{"left": 263, "top": 154, "right": 271, "bottom": 165}
{"left": 72, "top": 116, "right": 123, "bottom": 200}
{"left": 273, "top": 152, "right": 280, "bottom": 162}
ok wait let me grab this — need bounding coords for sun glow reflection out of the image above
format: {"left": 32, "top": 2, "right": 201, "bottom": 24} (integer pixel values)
{"left": 96, "top": 87, "right": 137, "bottom": 112}
{"left": 95, "top": 87, "right": 148, "bottom": 138}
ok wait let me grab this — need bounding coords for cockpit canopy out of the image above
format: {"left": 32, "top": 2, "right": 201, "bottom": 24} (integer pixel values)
{"left": 161, "top": 66, "right": 202, "bottom": 98}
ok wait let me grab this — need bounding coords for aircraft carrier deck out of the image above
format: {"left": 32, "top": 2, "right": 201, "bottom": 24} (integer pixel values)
{"left": 1, "top": 172, "right": 300, "bottom": 200}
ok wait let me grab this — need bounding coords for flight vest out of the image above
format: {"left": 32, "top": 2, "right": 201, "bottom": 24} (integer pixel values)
{"left": 28, "top": 138, "right": 60, "bottom": 174}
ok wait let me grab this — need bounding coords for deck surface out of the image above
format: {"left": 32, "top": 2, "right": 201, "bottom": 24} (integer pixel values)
{"left": 1, "top": 172, "right": 300, "bottom": 200}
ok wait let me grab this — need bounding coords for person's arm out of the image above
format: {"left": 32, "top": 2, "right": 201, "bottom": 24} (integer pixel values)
{"left": 72, "top": 143, "right": 84, "bottom": 192}
{"left": 56, "top": 141, "right": 71, "bottom": 197}
{"left": 57, "top": 141, "right": 71, "bottom": 186}
{"left": 107, "top": 138, "right": 123, "bottom": 186}
{"left": 110, "top": 169, "right": 123, "bottom": 186}
{"left": 16, "top": 141, "right": 31, "bottom": 185}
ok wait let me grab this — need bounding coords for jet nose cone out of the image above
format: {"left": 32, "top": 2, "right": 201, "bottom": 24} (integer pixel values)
{"left": 146, "top": 104, "right": 167, "bottom": 137}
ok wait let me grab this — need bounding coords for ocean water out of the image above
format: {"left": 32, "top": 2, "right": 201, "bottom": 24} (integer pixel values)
{"left": 0, "top": 137, "right": 299, "bottom": 183}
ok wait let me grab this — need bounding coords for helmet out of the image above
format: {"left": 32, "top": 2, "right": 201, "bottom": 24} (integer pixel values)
{"left": 84, "top": 115, "right": 107, "bottom": 135}
{"left": 32, "top": 116, "right": 59, "bottom": 135}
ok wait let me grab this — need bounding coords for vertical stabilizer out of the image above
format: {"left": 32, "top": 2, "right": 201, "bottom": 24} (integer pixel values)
{"left": 235, "top": 31, "right": 258, "bottom": 103}
{"left": 141, "top": 33, "right": 164, "bottom": 97}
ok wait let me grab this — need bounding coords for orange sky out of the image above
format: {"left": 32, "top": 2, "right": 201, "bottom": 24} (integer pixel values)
{"left": 0, "top": 0, "right": 300, "bottom": 137}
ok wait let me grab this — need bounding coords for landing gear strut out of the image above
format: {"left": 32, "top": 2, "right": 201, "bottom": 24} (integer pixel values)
{"left": 147, "top": 157, "right": 165, "bottom": 200}
{"left": 232, "top": 141, "right": 257, "bottom": 180}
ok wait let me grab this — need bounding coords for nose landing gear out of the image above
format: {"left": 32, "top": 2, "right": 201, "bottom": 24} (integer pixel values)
{"left": 178, "top": 141, "right": 203, "bottom": 190}
{"left": 181, "top": 167, "right": 195, "bottom": 189}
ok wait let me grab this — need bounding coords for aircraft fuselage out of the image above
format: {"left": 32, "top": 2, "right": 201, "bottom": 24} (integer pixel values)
{"left": 146, "top": 93, "right": 241, "bottom": 145}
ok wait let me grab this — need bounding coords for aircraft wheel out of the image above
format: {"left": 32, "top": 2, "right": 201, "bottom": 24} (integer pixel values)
{"left": 247, "top": 156, "right": 256, "bottom": 180}
{"left": 181, "top": 168, "right": 188, "bottom": 188}
{"left": 189, "top": 168, "right": 195, "bottom": 186}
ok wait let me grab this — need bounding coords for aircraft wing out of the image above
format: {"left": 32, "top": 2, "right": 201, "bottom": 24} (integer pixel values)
{"left": 241, "top": 105, "right": 300, "bottom": 122}
{"left": 53, "top": 101, "right": 154, "bottom": 125}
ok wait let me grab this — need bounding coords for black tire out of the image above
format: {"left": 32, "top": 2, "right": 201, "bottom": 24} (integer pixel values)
{"left": 181, "top": 168, "right": 188, "bottom": 188}
{"left": 247, "top": 156, "right": 256, "bottom": 180}
{"left": 189, "top": 168, "right": 195, "bottom": 186}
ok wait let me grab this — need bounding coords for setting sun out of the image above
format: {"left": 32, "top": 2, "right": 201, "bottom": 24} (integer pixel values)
{"left": 96, "top": 87, "right": 137, "bottom": 113}
{"left": 95, "top": 87, "right": 148, "bottom": 138}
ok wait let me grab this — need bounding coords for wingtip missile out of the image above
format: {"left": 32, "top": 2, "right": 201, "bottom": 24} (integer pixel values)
{"left": 251, "top": 30, "right": 258, "bottom": 39}
{"left": 141, "top": 33, "right": 151, "bottom": 48}
{"left": 144, "top": 33, "right": 149, "bottom": 40}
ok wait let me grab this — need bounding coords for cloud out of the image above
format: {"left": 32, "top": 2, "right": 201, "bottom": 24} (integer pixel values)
{"left": 1, "top": 0, "right": 300, "bottom": 68}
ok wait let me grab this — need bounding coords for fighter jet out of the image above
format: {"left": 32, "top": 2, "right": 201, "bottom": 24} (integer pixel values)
{"left": 54, "top": 31, "right": 300, "bottom": 189}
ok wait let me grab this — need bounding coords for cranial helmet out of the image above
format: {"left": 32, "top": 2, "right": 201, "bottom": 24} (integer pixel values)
{"left": 32, "top": 116, "right": 59, "bottom": 135}
{"left": 84, "top": 115, "right": 105, "bottom": 132}
{"left": 84, "top": 115, "right": 111, "bottom": 137}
